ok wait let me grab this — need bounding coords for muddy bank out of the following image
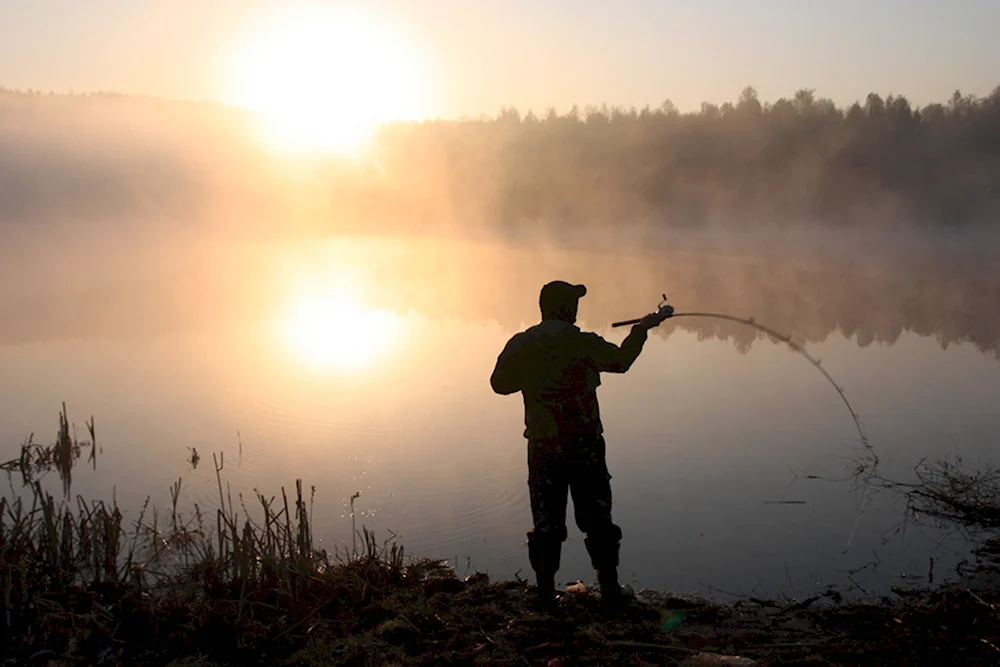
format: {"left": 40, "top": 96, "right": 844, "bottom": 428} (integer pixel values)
{"left": 276, "top": 575, "right": 1000, "bottom": 667}
{"left": 9, "top": 564, "right": 998, "bottom": 667}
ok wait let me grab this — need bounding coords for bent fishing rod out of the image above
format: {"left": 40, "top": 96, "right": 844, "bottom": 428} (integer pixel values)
{"left": 613, "top": 295, "right": 871, "bottom": 456}
{"left": 616, "top": 295, "right": 879, "bottom": 552}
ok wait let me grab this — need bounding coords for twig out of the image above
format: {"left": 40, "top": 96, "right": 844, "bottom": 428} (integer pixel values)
{"left": 523, "top": 641, "right": 565, "bottom": 655}
{"left": 696, "top": 581, "right": 748, "bottom": 600}
{"left": 273, "top": 603, "right": 324, "bottom": 641}
{"left": 746, "top": 641, "right": 826, "bottom": 650}
{"left": 397, "top": 613, "right": 423, "bottom": 634}
{"left": 606, "top": 640, "right": 713, "bottom": 656}
{"left": 776, "top": 595, "right": 821, "bottom": 616}
{"left": 965, "top": 588, "right": 997, "bottom": 612}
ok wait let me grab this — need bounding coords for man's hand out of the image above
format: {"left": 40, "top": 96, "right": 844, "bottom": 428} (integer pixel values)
{"left": 638, "top": 306, "right": 673, "bottom": 330}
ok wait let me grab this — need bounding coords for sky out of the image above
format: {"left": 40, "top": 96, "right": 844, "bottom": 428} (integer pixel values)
{"left": 1, "top": 0, "right": 998, "bottom": 118}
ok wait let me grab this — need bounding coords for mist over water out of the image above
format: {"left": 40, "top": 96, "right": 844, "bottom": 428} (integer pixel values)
{"left": 5, "top": 231, "right": 999, "bottom": 360}
{"left": 2, "top": 90, "right": 1000, "bottom": 598}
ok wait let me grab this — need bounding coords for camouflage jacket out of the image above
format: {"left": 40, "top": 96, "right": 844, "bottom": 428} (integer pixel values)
{"left": 490, "top": 319, "right": 649, "bottom": 440}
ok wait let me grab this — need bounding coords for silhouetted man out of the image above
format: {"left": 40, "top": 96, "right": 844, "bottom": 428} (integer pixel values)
{"left": 490, "top": 280, "right": 671, "bottom": 606}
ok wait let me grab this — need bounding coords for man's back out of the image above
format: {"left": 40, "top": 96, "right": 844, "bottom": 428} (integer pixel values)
{"left": 490, "top": 319, "right": 649, "bottom": 439}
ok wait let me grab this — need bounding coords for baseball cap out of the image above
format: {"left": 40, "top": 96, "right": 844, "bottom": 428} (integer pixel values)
{"left": 539, "top": 280, "right": 587, "bottom": 306}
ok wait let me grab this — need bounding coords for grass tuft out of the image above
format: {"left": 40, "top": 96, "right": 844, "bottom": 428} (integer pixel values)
{"left": 0, "top": 408, "right": 430, "bottom": 665}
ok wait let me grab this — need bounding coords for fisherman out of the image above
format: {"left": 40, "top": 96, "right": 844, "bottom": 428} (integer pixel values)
{"left": 490, "top": 280, "right": 672, "bottom": 607}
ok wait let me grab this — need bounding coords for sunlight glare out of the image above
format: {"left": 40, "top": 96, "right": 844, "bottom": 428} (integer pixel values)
{"left": 225, "top": 8, "right": 428, "bottom": 155}
{"left": 278, "top": 286, "right": 399, "bottom": 370}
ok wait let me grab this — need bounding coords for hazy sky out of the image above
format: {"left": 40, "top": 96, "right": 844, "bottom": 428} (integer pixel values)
{"left": 2, "top": 0, "right": 998, "bottom": 117}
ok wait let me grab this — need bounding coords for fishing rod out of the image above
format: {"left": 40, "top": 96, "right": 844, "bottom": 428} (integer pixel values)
{"left": 613, "top": 295, "right": 871, "bottom": 453}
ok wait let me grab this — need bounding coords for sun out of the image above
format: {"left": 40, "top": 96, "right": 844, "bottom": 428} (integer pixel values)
{"left": 225, "top": 8, "right": 428, "bottom": 155}
{"left": 277, "top": 285, "right": 400, "bottom": 370}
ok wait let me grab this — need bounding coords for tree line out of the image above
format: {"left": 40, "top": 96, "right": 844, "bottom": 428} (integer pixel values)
{"left": 369, "top": 86, "right": 1000, "bottom": 231}
{"left": 2, "top": 85, "right": 999, "bottom": 232}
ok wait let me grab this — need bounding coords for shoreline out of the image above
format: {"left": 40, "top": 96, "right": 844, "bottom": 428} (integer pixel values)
{"left": 5, "top": 555, "right": 999, "bottom": 666}
{"left": 4, "top": 413, "right": 999, "bottom": 665}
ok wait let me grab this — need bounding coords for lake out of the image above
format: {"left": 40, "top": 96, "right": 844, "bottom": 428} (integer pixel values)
{"left": 2, "top": 233, "right": 998, "bottom": 599}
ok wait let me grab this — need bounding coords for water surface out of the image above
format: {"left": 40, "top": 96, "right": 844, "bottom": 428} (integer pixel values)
{"left": 2, "top": 234, "right": 998, "bottom": 598}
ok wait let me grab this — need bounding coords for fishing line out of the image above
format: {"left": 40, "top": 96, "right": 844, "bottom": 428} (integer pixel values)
{"left": 613, "top": 306, "right": 878, "bottom": 551}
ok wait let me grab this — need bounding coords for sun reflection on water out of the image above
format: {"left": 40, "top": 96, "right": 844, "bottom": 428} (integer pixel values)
{"left": 276, "top": 283, "right": 400, "bottom": 370}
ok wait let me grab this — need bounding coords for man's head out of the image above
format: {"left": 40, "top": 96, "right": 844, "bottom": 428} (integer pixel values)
{"left": 539, "top": 280, "right": 587, "bottom": 323}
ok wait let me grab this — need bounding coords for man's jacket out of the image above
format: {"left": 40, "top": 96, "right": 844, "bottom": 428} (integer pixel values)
{"left": 490, "top": 319, "right": 649, "bottom": 440}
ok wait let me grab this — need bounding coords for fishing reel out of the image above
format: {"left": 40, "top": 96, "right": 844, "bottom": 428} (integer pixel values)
{"left": 655, "top": 294, "right": 675, "bottom": 319}
{"left": 611, "top": 294, "right": 674, "bottom": 328}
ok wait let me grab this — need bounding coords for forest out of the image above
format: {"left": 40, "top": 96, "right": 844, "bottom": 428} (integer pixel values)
{"left": 1, "top": 85, "right": 999, "bottom": 235}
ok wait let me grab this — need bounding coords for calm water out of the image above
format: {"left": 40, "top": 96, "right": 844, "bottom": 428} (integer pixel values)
{"left": 2, "top": 234, "right": 998, "bottom": 598}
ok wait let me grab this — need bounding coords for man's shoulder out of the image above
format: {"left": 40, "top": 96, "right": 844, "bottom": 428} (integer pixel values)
{"left": 514, "top": 322, "right": 549, "bottom": 341}
{"left": 509, "top": 321, "right": 607, "bottom": 349}
{"left": 575, "top": 329, "right": 610, "bottom": 345}
{"left": 501, "top": 327, "right": 536, "bottom": 352}
{"left": 509, "top": 327, "right": 535, "bottom": 342}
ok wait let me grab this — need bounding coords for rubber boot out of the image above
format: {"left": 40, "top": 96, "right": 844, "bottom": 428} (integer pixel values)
{"left": 527, "top": 530, "right": 562, "bottom": 610}
{"left": 585, "top": 534, "right": 625, "bottom": 609}
{"left": 534, "top": 572, "right": 557, "bottom": 610}
{"left": 597, "top": 568, "right": 626, "bottom": 609}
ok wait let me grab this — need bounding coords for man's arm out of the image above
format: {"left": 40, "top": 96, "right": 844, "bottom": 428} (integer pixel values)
{"left": 587, "top": 311, "right": 671, "bottom": 373}
{"left": 586, "top": 325, "right": 648, "bottom": 373}
{"left": 490, "top": 334, "right": 527, "bottom": 395}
